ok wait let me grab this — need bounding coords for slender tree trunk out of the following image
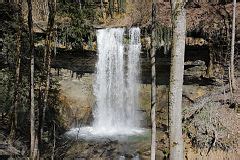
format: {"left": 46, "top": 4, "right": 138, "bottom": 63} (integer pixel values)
{"left": 169, "top": 0, "right": 186, "bottom": 160}
{"left": 27, "top": 0, "right": 38, "bottom": 159}
{"left": 109, "top": 0, "right": 114, "bottom": 18}
{"left": 100, "top": 0, "right": 103, "bottom": 8}
{"left": 150, "top": 0, "right": 157, "bottom": 159}
{"left": 229, "top": 67, "right": 233, "bottom": 103}
{"left": 40, "top": 0, "right": 56, "bottom": 147}
{"left": 100, "top": 0, "right": 104, "bottom": 17}
{"left": 230, "top": 0, "right": 236, "bottom": 91}
{"left": 207, "top": 47, "right": 214, "bottom": 77}
{"left": 117, "top": 0, "right": 120, "bottom": 12}
{"left": 122, "top": 0, "right": 126, "bottom": 12}
{"left": 51, "top": 121, "right": 55, "bottom": 160}
{"left": 9, "top": 0, "right": 23, "bottom": 143}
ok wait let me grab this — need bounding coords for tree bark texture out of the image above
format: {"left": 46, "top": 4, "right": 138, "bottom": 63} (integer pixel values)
{"left": 9, "top": 0, "right": 23, "bottom": 143}
{"left": 230, "top": 0, "right": 236, "bottom": 91}
{"left": 150, "top": 0, "right": 157, "bottom": 159}
{"left": 40, "top": 0, "right": 56, "bottom": 146}
{"left": 169, "top": 0, "right": 186, "bottom": 160}
{"left": 27, "top": 0, "right": 38, "bottom": 158}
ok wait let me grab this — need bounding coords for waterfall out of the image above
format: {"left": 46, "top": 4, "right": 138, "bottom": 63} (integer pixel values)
{"left": 93, "top": 28, "right": 126, "bottom": 130}
{"left": 125, "top": 27, "right": 141, "bottom": 128}
{"left": 92, "top": 27, "right": 141, "bottom": 134}
{"left": 67, "top": 27, "right": 143, "bottom": 137}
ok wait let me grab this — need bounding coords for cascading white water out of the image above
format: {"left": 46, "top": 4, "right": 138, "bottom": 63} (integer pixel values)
{"left": 92, "top": 27, "right": 141, "bottom": 134}
{"left": 93, "top": 28, "right": 126, "bottom": 131}
{"left": 125, "top": 27, "right": 141, "bottom": 128}
{"left": 67, "top": 27, "right": 143, "bottom": 137}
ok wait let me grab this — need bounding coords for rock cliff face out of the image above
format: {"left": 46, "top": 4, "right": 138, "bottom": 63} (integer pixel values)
{"left": 53, "top": 64, "right": 219, "bottom": 129}
{"left": 15, "top": 0, "right": 239, "bottom": 42}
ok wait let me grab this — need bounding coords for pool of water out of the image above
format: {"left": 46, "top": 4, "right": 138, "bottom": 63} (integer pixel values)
{"left": 65, "top": 127, "right": 150, "bottom": 142}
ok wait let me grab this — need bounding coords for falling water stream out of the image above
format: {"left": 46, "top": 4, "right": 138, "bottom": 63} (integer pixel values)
{"left": 67, "top": 27, "right": 144, "bottom": 138}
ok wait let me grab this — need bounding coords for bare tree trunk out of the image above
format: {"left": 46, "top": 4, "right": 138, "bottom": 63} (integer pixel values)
{"left": 228, "top": 67, "right": 233, "bottom": 103}
{"left": 9, "top": 0, "right": 23, "bottom": 143}
{"left": 230, "top": 0, "right": 236, "bottom": 91}
{"left": 40, "top": 0, "right": 56, "bottom": 147}
{"left": 100, "top": 0, "right": 105, "bottom": 20}
{"left": 51, "top": 121, "right": 55, "bottom": 160}
{"left": 27, "top": 0, "right": 38, "bottom": 159}
{"left": 100, "top": 0, "right": 103, "bottom": 8}
{"left": 169, "top": 0, "right": 186, "bottom": 160}
{"left": 109, "top": 0, "right": 114, "bottom": 18}
{"left": 207, "top": 47, "right": 214, "bottom": 77}
{"left": 150, "top": 0, "right": 157, "bottom": 159}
